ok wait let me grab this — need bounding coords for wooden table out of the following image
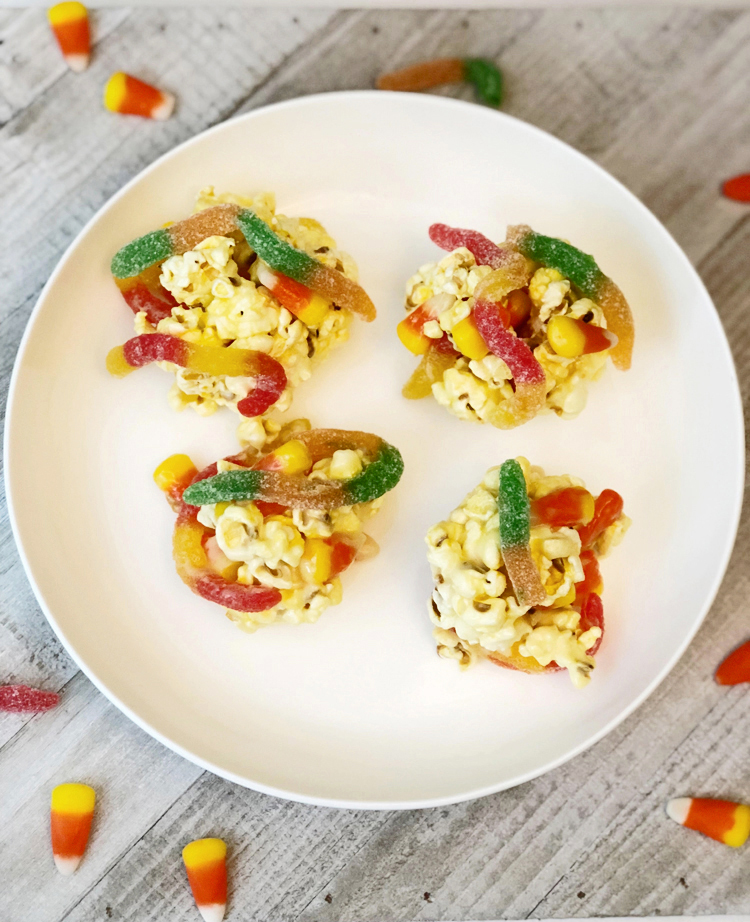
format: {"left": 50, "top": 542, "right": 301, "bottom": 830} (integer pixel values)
{"left": 1, "top": 7, "right": 749, "bottom": 921}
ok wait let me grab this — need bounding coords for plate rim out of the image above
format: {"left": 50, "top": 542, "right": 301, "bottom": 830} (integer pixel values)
{"left": 4, "top": 90, "right": 745, "bottom": 809}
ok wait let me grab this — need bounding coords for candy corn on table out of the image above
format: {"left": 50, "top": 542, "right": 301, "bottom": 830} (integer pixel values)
{"left": 1, "top": 7, "right": 749, "bottom": 921}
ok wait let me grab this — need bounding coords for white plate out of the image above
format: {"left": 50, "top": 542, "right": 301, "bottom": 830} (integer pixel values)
{"left": 5, "top": 92, "right": 743, "bottom": 808}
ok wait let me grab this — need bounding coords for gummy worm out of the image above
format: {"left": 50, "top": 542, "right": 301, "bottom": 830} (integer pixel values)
{"left": 509, "top": 224, "right": 634, "bottom": 370}
{"left": 429, "top": 223, "right": 519, "bottom": 270}
{"left": 402, "top": 341, "right": 459, "bottom": 400}
{"left": 473, "top": 298, "right": 547, "bottom": 429}
{"left": 172, "top": 463, "right": 282, "bottom": 613}
{"left": 0, "top": 684, "right": 60, "bottom": 713}
{"left": 110, "top": 204, "right": 376, "bottom": 321}
{"left": 114, "top": 263, "right": 177, "bottom": 325}
{"left": 377, "top": 58, "right": 503, "bottom": 107}
{"left": 182, "top": 430, "right": 404, "bottom": 510}
{"left": 106, "top": 333, "right": 287, "bottom": 418}
{"left": 497, "top": 460, "right": 546, "bottom": 607}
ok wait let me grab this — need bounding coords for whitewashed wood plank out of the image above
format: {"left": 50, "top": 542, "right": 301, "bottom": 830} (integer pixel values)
{"left": 0, "top": 671, "right": 202, "bottom": 922}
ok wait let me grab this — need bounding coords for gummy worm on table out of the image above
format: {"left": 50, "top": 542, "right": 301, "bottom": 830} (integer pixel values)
{"left": 377, "top": 58, "right": 503, "bottom": 108}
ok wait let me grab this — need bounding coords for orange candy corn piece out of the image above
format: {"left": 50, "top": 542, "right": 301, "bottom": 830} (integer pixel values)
{"left": 183, "top": 838, "right": 227, "bottom": 922}
{"left": 104, "top": 72, "right": 175, "bottom": 120}
{"left": 667, "top": 797, "right": 750, "bottom": 848}
{"left": 50, "top": 783, "right": 96, "bottom": 874}
{"left": 48, "top": 2, "right": 90, "bottom": 73}
{"left": 716, "top": 639, "right": 750, "bottom": 685}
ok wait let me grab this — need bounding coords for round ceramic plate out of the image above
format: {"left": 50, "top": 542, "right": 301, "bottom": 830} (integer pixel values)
{"left": 5, "top": 92, "right": 744, "bottom": 808}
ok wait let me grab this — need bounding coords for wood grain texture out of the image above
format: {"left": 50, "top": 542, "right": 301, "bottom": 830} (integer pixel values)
{"left": 1, "top": 8, "right": 749, "bottom": 921}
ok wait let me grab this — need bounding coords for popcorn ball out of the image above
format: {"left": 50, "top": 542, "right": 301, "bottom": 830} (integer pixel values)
{"left": 427, "top": 458, "right": 629, "bottom": 687}
{"left": 398, "top": 222, "right": 634, "bottom": 428}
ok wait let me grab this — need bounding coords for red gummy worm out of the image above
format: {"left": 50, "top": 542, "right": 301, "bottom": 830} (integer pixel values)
{"left": 122, "top": 333, "right": 187, "bottom": 367}
{"left": 237, "top": 354, "right": 288, "bottom": 418}
{"left": 194, "top": 575, "right": 282, "bottom": 612}
{"left": 429, "top": 223, "right": 508, "bottom": 268}
{"left": 0, "top": 685, "right": 60, "bottom": 713}
{"left": 579, "top": 593, "right": 604, "bottom": 656}
{"left": 473, "top": 300, "right": 545, "bottom": 383}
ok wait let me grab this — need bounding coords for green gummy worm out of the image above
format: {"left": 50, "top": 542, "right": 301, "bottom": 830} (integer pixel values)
{"left": 463, "top": 59, "right": 503, "bottom": 108}
{"left": 110, "top": 229, "right": 173, "bottom": 279}
{"left": 182, "top": 469, "right": 264, "bottom": 507}
{"left": 236, "top": 210, "right": 319, "bottom": 284}
{"left": 516, "top": 232, "right": 605, "bottom": 299}
{"left": 343, "top": 444, "right": 405, "bottom": 505}
{"left": 498, "top": 459, "right": 531, "bottom": 549}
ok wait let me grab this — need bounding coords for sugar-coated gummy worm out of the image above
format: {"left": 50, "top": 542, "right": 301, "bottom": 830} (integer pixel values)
{"left": 430, "top": 223, "right": 545, "bottom": 427}
{"left": 473, "top": 298, "right": 547, "bottom": 429}
{"left": 667, "top": 797, "right": 750, "bottom": 848}
{"left": 429, "top": 223, "right": 518, "bottom": 270}
{"left": 402, "top": 342, "right": 458, "bottom": 399}
{"left": 377, "top": 58, "right": 503, "bottom": 107}
{"left": 172, "top": 465, "right": 282, "bottom": 613}
{"left": 183, "top": 838, "right": 228, "bottom": 922}
{"left": 50, "top": 784, "right": 96, "bottom": 875}
{"left": 48, "top": 2, "right": 90, "bottom": 73}
{"left": 715, "top": 639, "right": 750, "bottom": 686}
{"left": 497, "top": 460, "right": 546, "bottom": 607}
{"left": 110, "top": 204, "right": 376, "bottom": 320}
{"left": 106, "top": 333, "right": 287, "bottom": 418}
{"left": 182, "top": 430, "right": 404, "bottom": 510}
{"left": 509, "top": 224, "right": 634, "bottom": 371}
{"left": 0, "top": 684, "right": 60, "bottom": 713}
{"left": 114, "top": 263, "right": 177, "bottom": 325}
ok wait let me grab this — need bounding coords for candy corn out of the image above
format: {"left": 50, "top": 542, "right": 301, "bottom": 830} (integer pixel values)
{"left": 667, "top": 797, "right": 750, "bottom": 848}
{"left": 104, "top": 72, "right": 175, "bottom": 120}
{"left": 50, "top": 783, "right": 96, "bottom": 874}
{"left": 722, "top": 174, "right": 750, "bottom": 203}
{"left": 183, "top": 838, "right": 227, "bottom": 922}
{"left": 256, "top": 263, "right": 330, "bottom": 328}
{"left": 48, "top": 2, "right": 90, "bottom": 73}
{"left": 716, "top": 639, "right": 750, "bottom": 685}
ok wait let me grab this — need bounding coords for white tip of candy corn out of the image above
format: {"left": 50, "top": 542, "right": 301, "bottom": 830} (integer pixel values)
{"left": 666, "top": 798, "right": 691, "bottom": 825}
{"left": 152, "top": 92, "right": 175, "bottom": 121}
{"left": 65, "top": 52, "right": 89, "bottom": 73}
{"left": 197, "top": 904, "right": 226, "bottom": 922}
{"left": 54, "top": 854, "right": 82, "bottom": 876}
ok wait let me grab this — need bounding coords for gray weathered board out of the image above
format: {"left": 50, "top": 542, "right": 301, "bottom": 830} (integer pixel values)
{"left": 1, "top": 7, "right": 749, "bottom": 922}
